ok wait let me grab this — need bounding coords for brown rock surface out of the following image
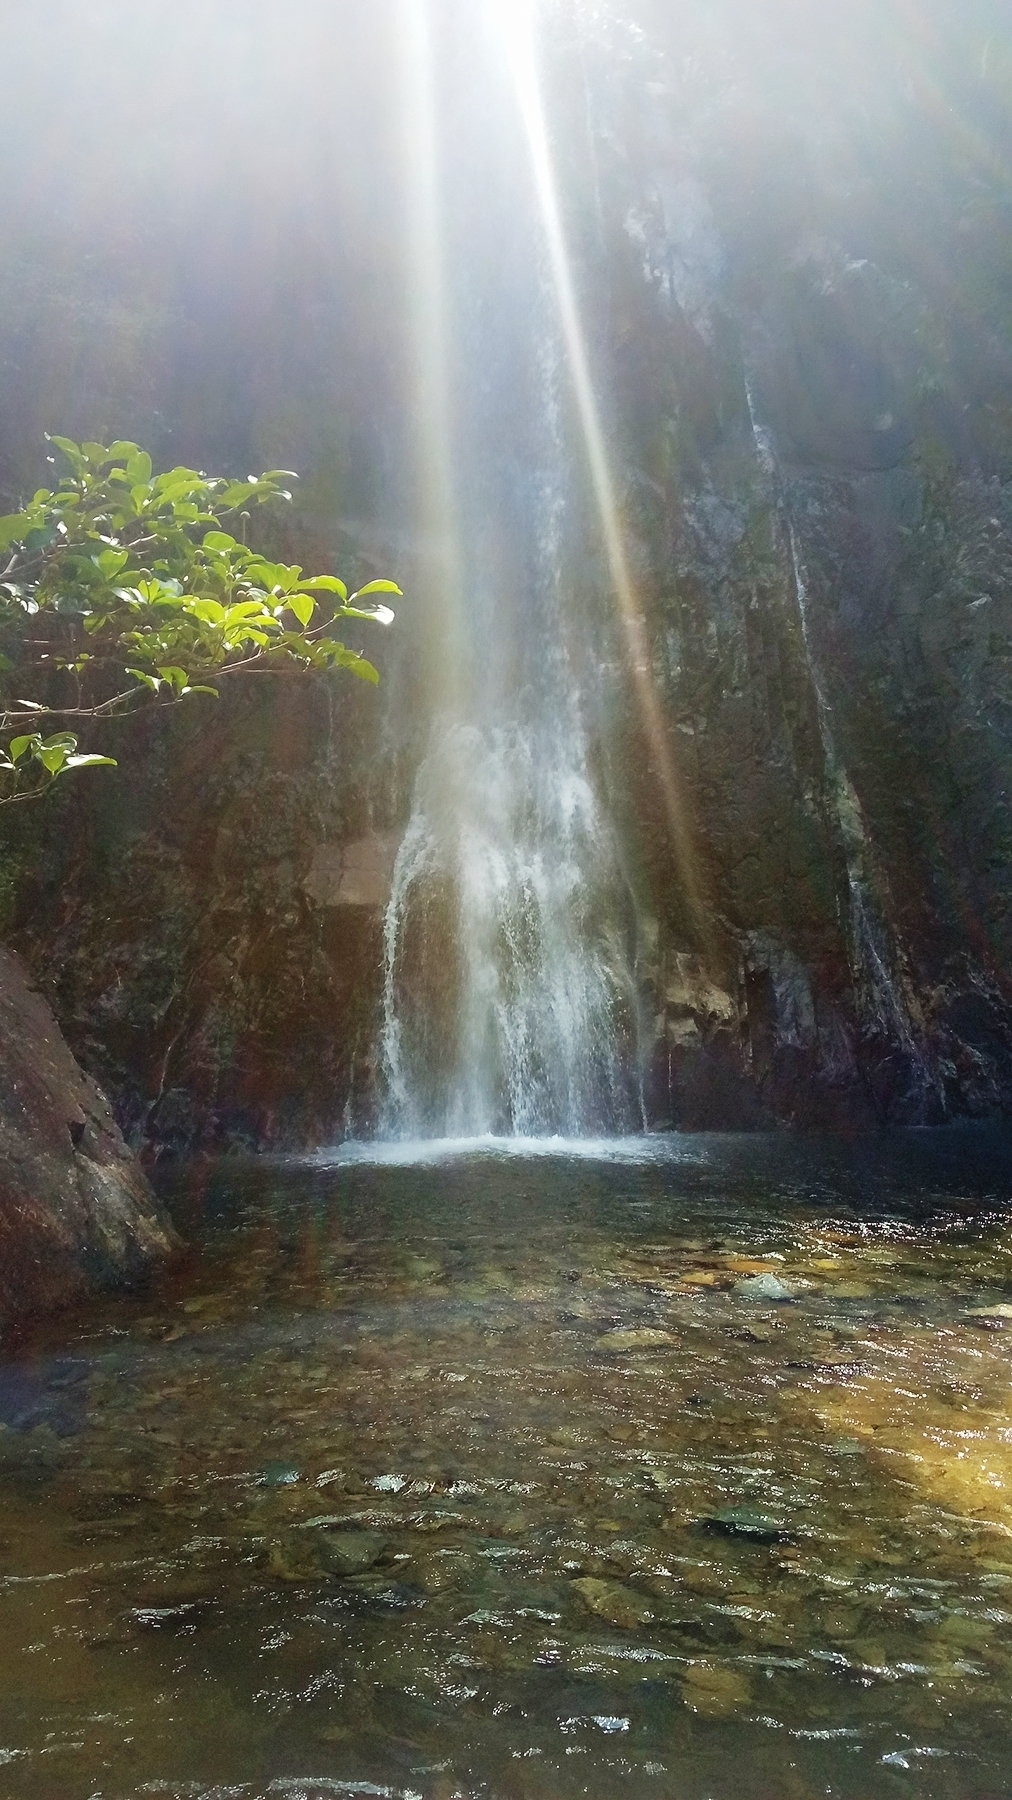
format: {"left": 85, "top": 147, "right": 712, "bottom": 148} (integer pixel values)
{"left": 0, "top": 945, "right": 176, "bottom": 1341}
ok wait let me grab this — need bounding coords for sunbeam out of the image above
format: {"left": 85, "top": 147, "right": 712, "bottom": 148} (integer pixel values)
{"left": 491, "top": 0, "right": 707, "bottom": 934}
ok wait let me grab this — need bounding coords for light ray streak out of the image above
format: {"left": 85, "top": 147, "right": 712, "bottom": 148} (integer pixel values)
{"left": 396, "top": 0, "right": 465, "bottom": 714}
{"left": 493, "top": 0, "right": 705, "bottom": 929}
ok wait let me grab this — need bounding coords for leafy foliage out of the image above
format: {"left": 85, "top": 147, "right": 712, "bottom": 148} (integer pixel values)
{"left": 0, "top": 437, "right": 399, "bottom": 803}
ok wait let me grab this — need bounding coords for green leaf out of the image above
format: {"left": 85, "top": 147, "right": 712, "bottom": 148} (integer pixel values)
{"left": 342, "top": 604, "right": 396, "bottom": 624}
{"left": 203, "top": 530, "right": 237, "bottom": 552}
{"left": 224, "top": 601, "right": 270, "bottom": 624}
{"left": 65, "top": 753, "right": 117, "bottom": 769}
{"left": 316, "top": 642, "right": 381, "bottom": 684}
{"left": 225, "top": 626, "right": 270, "bottom": 647}
{"left": 96, "top": 548, "right": 129, "bottom": 579}
{"left": 300, "top": 575, "right": 348, "bottom": 599}
{"left": 188, "top": 599, "right": 227, "bottom": 625}
{"left": 155, "top": 473, "right": 207, "bottom": 503}
{"left": 82, "top": 441, "right": 108, "bottom": 465}
{"left": 48, "top": 436, "right": 85, "bottom": 471}
{"left": 8, "top": 735, "right": 36, "bottom": 763}
{"left": 286, "top": 592, "right": 315, "bottom": 628}
{"left": 156, "top": 665, "right": 190, "bottom": 692}
{"left": 38, "top": 744, "right": 69, "bottom": 773}
{"left": 126, "top": 668, "right": 162, "bottom": 693}
{"left": 127, "top": 451, "right": 153, "bottom": 484}
{"left": 106, "top": 441, "right": 140, "bottom": 461}
{"left": 0, "top": 515, "right": 27, "bottom": 553}
{"left": 350, "top": 579, "right": 403, "bottom": 599}
{"left": 244, "top": 561, "right": 281, "bottom": 591}
{"left": 220, "top": 481, "right": 255, "bottom": 508}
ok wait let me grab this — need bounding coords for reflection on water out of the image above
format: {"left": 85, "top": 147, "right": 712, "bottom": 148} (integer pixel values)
{"left": 4, "top": 1131, "right": 1012, "bottom": 1797}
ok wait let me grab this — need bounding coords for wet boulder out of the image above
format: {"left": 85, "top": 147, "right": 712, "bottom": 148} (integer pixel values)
{"left": 0, "top": 945, "right": 177, "bottom": 1341}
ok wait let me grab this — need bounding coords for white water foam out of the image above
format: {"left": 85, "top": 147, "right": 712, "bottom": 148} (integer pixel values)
{"left": 311, "top": 1133, "right": 703, "bottom": 1169}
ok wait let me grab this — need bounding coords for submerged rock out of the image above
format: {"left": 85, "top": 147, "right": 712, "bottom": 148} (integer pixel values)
{"left": 315, "top": 1530, "right": 389, "bottom": 1576}
{"left": 570, "top": 1577, "right": 655, "bottom": 1629}
{"left": 679, "top": 1661, "right": 751, "bottom": 1717}
{"left": 703, "top": 1506, "right": 791, "bottom": 1542}
{"left": 966, "top": 1305, "right": 1012, "bottom": 1328}
{"left": 129, "top": 1602, "right": 208, "bottom": 1634}
{"left": 259, "top": 1461, "right": 301, "bottom": 1488}
{"left": 734, "top": 1274, "right": 807, "bottom": 1302}
{"left": 270, "top": 1524, "right": 390, "bottom": 1582}
{"left": 596, "top": 1328, "right": 677, "bottom": 1350}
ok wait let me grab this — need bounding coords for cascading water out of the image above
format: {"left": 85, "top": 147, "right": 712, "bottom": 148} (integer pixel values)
{"left": 381, "top": 343, "right": 642, "bottom": 1139}
{"left": 380, "top": 5, "right": 642, "bottom": 1139}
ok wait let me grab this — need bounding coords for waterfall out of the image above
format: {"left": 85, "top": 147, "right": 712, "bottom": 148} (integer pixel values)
{"left": 379, "top": 7, "right": 642, "bottom": 1140}
{"left": 380, "top": 348, "right": 642, "bottom": 1139}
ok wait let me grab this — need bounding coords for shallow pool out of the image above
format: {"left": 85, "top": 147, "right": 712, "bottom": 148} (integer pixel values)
{"left": 5, "top": 1130, "right": 1012, "bottom": 1799}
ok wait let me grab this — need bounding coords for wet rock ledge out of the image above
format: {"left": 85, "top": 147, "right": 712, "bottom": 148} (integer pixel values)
{"left": 0, "top": 945, "right": 176, "bottom": 1341}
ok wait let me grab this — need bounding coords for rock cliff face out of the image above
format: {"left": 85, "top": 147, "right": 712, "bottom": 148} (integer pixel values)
{"left": 0, "top": 946, "right": 176, "bottom": 1340}
{"left": 577, "top": 1, "right": 1012, "bottom": 1125}
{"left": 1, "top": 0, "right": 1011, "bottom": 1142}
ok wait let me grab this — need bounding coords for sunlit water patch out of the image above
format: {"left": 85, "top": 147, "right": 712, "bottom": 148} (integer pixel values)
{"left": 4, "top": 1131, "right": 1012, "bottom": 1797}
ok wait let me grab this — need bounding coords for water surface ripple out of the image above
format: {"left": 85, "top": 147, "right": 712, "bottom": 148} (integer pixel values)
{"left": 4, "top": 1130, "right": 1012, "bottom": 1798}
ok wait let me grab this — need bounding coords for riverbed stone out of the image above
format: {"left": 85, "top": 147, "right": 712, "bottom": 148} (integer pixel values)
{"left": 596, "top": 1328, "right": 677, "bottom": 1350}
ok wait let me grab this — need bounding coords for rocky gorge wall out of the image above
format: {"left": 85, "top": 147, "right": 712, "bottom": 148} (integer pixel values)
{"left": 567, "top": 0, "right": 1012, "bottom": 1129}
{"left": 2, "top": 0, "right": 1012, "bottom": 1146}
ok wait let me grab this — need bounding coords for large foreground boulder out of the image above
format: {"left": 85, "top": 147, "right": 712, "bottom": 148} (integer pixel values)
{"left": 0, "top": 946, "right": 176, "bottom": 1342}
